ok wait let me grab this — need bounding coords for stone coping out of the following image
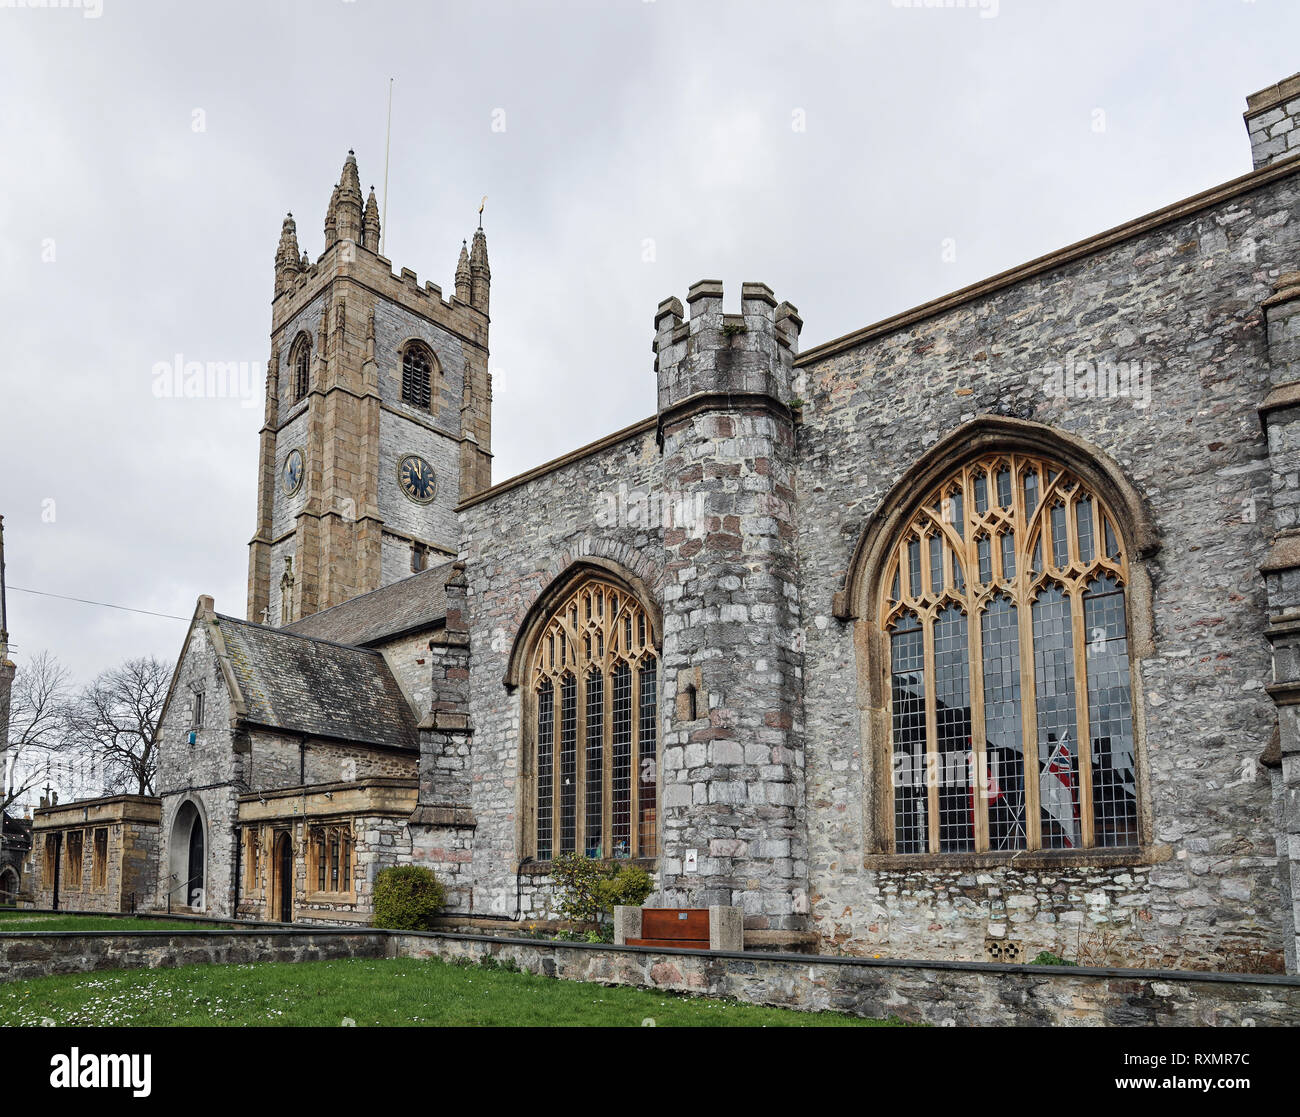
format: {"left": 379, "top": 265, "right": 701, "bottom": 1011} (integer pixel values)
{"left": 1, "top": 907, "right": 286, "bottom": 930}
{"left": 795, "top": 152, "right": 1300, "bottom": 364}
{"left": 33, "top": 795, "right": 161, "bottom": 828}
{"left": 0, "top": 919, "right": 1295, "bottom": 988}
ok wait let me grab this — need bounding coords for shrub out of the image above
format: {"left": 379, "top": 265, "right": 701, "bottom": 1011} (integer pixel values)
{"left": 372, "top": 865, "right": 446, "bottom": 931}
{"left": 597, "top": 864, "right": 654, "bottom": 913}
{"left": 549, "top": 854, "right": 655, "bottom": 927}
{"left": 1029, "top": 950, "right": 1077, "bottom": 967}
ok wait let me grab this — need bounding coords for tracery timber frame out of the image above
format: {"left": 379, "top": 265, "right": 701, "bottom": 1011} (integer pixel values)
{"left": 880, "top": 450, "right": 1139, "bottom": 855}
{"left": 839, "top": 417, "right": 1159, "bottom": 864}
{"left": 523, "top": 576, "right": 660, "bottom": 863}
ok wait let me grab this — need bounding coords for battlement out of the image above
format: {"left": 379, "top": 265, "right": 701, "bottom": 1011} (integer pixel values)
{"left": 654, "top": 280, "right": 802, "bottom": 417}
{"left": 270, "top": 233, "right": 488, "bottom": 351}
{"left": 270, "top": 151, "right": 488, "bottom": 339}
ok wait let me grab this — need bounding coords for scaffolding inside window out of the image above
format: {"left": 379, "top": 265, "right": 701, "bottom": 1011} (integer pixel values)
{"left": 882, "top": 452, "right": 1138, "bottom": 854}
{"left": 529, "top": 579, "right": 659, "bottom": 861}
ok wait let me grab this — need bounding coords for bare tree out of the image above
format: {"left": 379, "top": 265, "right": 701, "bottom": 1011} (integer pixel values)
{"left": 1, "top": 650, "right": 74, "bottom": 811}
{"left": 66, "top": 657, "right": 172, "bottom": 797}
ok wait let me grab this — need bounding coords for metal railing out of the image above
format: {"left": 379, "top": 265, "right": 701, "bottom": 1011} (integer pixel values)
{"left": 165, "top": 871, "right": 205, "bottom": 914}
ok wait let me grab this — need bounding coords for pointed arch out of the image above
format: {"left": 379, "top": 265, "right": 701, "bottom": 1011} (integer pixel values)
{"left": 289, "top": 331, "right": 312, "bottom": 403}
{"left": 511, "top": 561, "right": 661, "bottom": 862}
{"left": 399, "top": 339, "right": 438, "bottom": 411}
{"left": 836, "top": 416, "right": 1159, "bottom": 624}
{"left": 850, "top": 418, "right": 1157, "bottom": 860}
{"left": 504, "top": 559, "right": 661, "bottom": 690}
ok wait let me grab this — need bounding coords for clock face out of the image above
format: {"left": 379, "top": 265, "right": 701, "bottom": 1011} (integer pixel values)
{"left": 281, "top": 449, "right": 304, "bottom": 495}
{"left": 398, "top": 454, "right": 437, "bottom": 504}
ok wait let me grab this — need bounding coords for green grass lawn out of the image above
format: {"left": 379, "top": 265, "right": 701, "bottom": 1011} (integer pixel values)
{"left": 0, "top": 911, "right": 225, "bottom": 933}
{"left": 0, "top": 956, "right": 895, "bottom": 1027}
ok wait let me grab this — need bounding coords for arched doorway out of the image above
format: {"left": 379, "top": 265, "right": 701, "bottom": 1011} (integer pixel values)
{"left": 0, "top": 867, "right": 18, "bottom": 905}
{"left": 168, "top": 800, "right": 206, "bottom": 911}
{"left": 273, "top": 831, "right": 293, "bottom": 923}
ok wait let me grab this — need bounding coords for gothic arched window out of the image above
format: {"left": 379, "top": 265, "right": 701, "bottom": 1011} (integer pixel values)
{"left": 882, "top": 452, "right": 1139, "bottom": 855}
{"left": 290, "top": 334, "right": 311, "bottom": 402}
{"left": 528, "top": 578, "right": 658, "bottom": 861}
{"left": 401, "top": 342, "right": 434, "bottom": 411}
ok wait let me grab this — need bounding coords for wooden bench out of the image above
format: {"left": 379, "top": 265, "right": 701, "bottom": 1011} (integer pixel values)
{"left": 614, "top": 904, "right": 743, "bottom": 951}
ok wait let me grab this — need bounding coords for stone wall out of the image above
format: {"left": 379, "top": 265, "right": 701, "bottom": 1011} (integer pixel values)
{"left": 246, "top": 731, "right": 416, "bottom": 793}
{"left": 374, "top": 629, "right": 436, "bottom": 717}
{"left": 154, "top": 619, "right": 244, "bottom": 918}
{"left": 0, "top": 924, "right": 1292, "bottom": 1026}
{"left": 30, "top": 797, "right": 161, "bottom": 914}
{"left": 458, "top": 421, "right": 664, "bottom": 916}
{"left": 394, "top": 932, "right": 1300, "bottom": 1026}
{"left": 0, "top": 929, "right": 389, "bottom": 985}
{"left": 654, "top": 282, "right": 808, "bottom": 929}
{"left": 1245, "top": 74, "right": 1300, "bottom": 169}
{"left": 794, "top": 168, "right": 1300, "bottom": 971}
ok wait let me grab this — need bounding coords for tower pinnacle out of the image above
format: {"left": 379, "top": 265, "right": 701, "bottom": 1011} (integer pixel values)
{"left": 325, "top": 151, "right": 365, "bottom": 247}
{"left": 469, "top": 226, "right": 490, "bottom": 314}
{"left": 455, "top": 240, "right": 472, "bottom": 303}
{"left": 274, "top": 212, "right": 302, "bottom": 297}
{"left": 363, "top": 186, "right": 381, "bottom": 253}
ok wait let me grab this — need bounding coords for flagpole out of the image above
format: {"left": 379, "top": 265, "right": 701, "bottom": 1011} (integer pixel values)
{"left": 381, "top": 77, "right": 394, "bottom": 257}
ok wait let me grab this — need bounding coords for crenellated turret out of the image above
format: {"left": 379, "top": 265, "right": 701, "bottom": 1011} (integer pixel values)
{"left": 274, "top": 212, "right": 302, "bottom": 298}
{"left": 363, "top": 186, "right": 381, "bottom": 252}
{"left": 653, "top": 280, "right": 808, "bottom": 930}
{"left": 469, "top": 226, "right": 490, "bottom": 314}
{"left": 454, "top": 240, "right": 472, "bottom": 303}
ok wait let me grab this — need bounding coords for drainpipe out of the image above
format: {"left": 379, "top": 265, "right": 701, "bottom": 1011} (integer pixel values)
{"left": 232, "top": 825, "right": 242, "bottom": 919}
{"left": 51, "top": 831, "right": 61, "bottom": 912}
{"left": 514, "top": 857, "right": 534, "bottom": 920}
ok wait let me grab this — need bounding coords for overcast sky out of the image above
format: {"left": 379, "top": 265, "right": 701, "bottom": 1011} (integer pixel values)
{"left": 2, "top": 0, "right": 1299, "bottom": 687}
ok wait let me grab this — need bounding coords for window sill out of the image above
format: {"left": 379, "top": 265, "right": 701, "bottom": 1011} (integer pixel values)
{"left": 519, "top": 857, "right": 657, "bottom": 877}
{"left": 305, "top": 891, "right": 357, "bottom": 902}
{"left": 862, "top": 845, "right": 1171, "bottom": 872}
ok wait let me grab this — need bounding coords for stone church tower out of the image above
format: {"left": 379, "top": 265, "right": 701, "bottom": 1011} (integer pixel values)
{"left": 247, "top": 152, "right": 492, "bottom": 626}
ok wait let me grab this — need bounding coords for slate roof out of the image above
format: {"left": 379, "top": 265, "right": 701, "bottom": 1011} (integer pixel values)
{"left": 214, "top": 615, "right": 417, "bottom": 750}
{"left": 282, "top": 560, "right": 454, "bottom": 646}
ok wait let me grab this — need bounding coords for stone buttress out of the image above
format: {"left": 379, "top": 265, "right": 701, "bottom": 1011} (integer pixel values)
{"left": 653, "top": 280, "right": 809, "bottom": 930}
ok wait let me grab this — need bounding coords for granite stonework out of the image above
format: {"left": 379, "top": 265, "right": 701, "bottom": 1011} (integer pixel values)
{"left": 248, "top": 152, "right": 491, "bottom": 628}
{"left": 653, "top": 282, "right": 808, "bottom": 928}
{"left": 30, "top": 797, "right": 161, "bottom": 914}
{"left": 394, "top": 932, "right": 1300, "bottom": 1027}
{"left": 236, "top": 781, "right": 417, "bottom": 923}
{"left": 457, "top": 423, "right": 665, "bottom": 917}
{"left": 87, "top": 75, "right": 1300, "bottom": 986}
{"left": 0, "top": 925, "right": 1291, "bottom": 1026}
{"left": 795, "top": 168, "right": 1300, "bottom": 972}
{"left": 0, "top": 929, "right": 389, "bottom": 985}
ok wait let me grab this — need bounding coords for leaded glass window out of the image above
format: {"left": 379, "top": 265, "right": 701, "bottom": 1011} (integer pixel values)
{"left": 307, "top": 823, "right": 353, "bottom": 895}
{"left": 530, "top": 579, "right": 658, "bottom": 860}
{"left": 882, "top": 452, "right": 1138, "bottom": 854}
